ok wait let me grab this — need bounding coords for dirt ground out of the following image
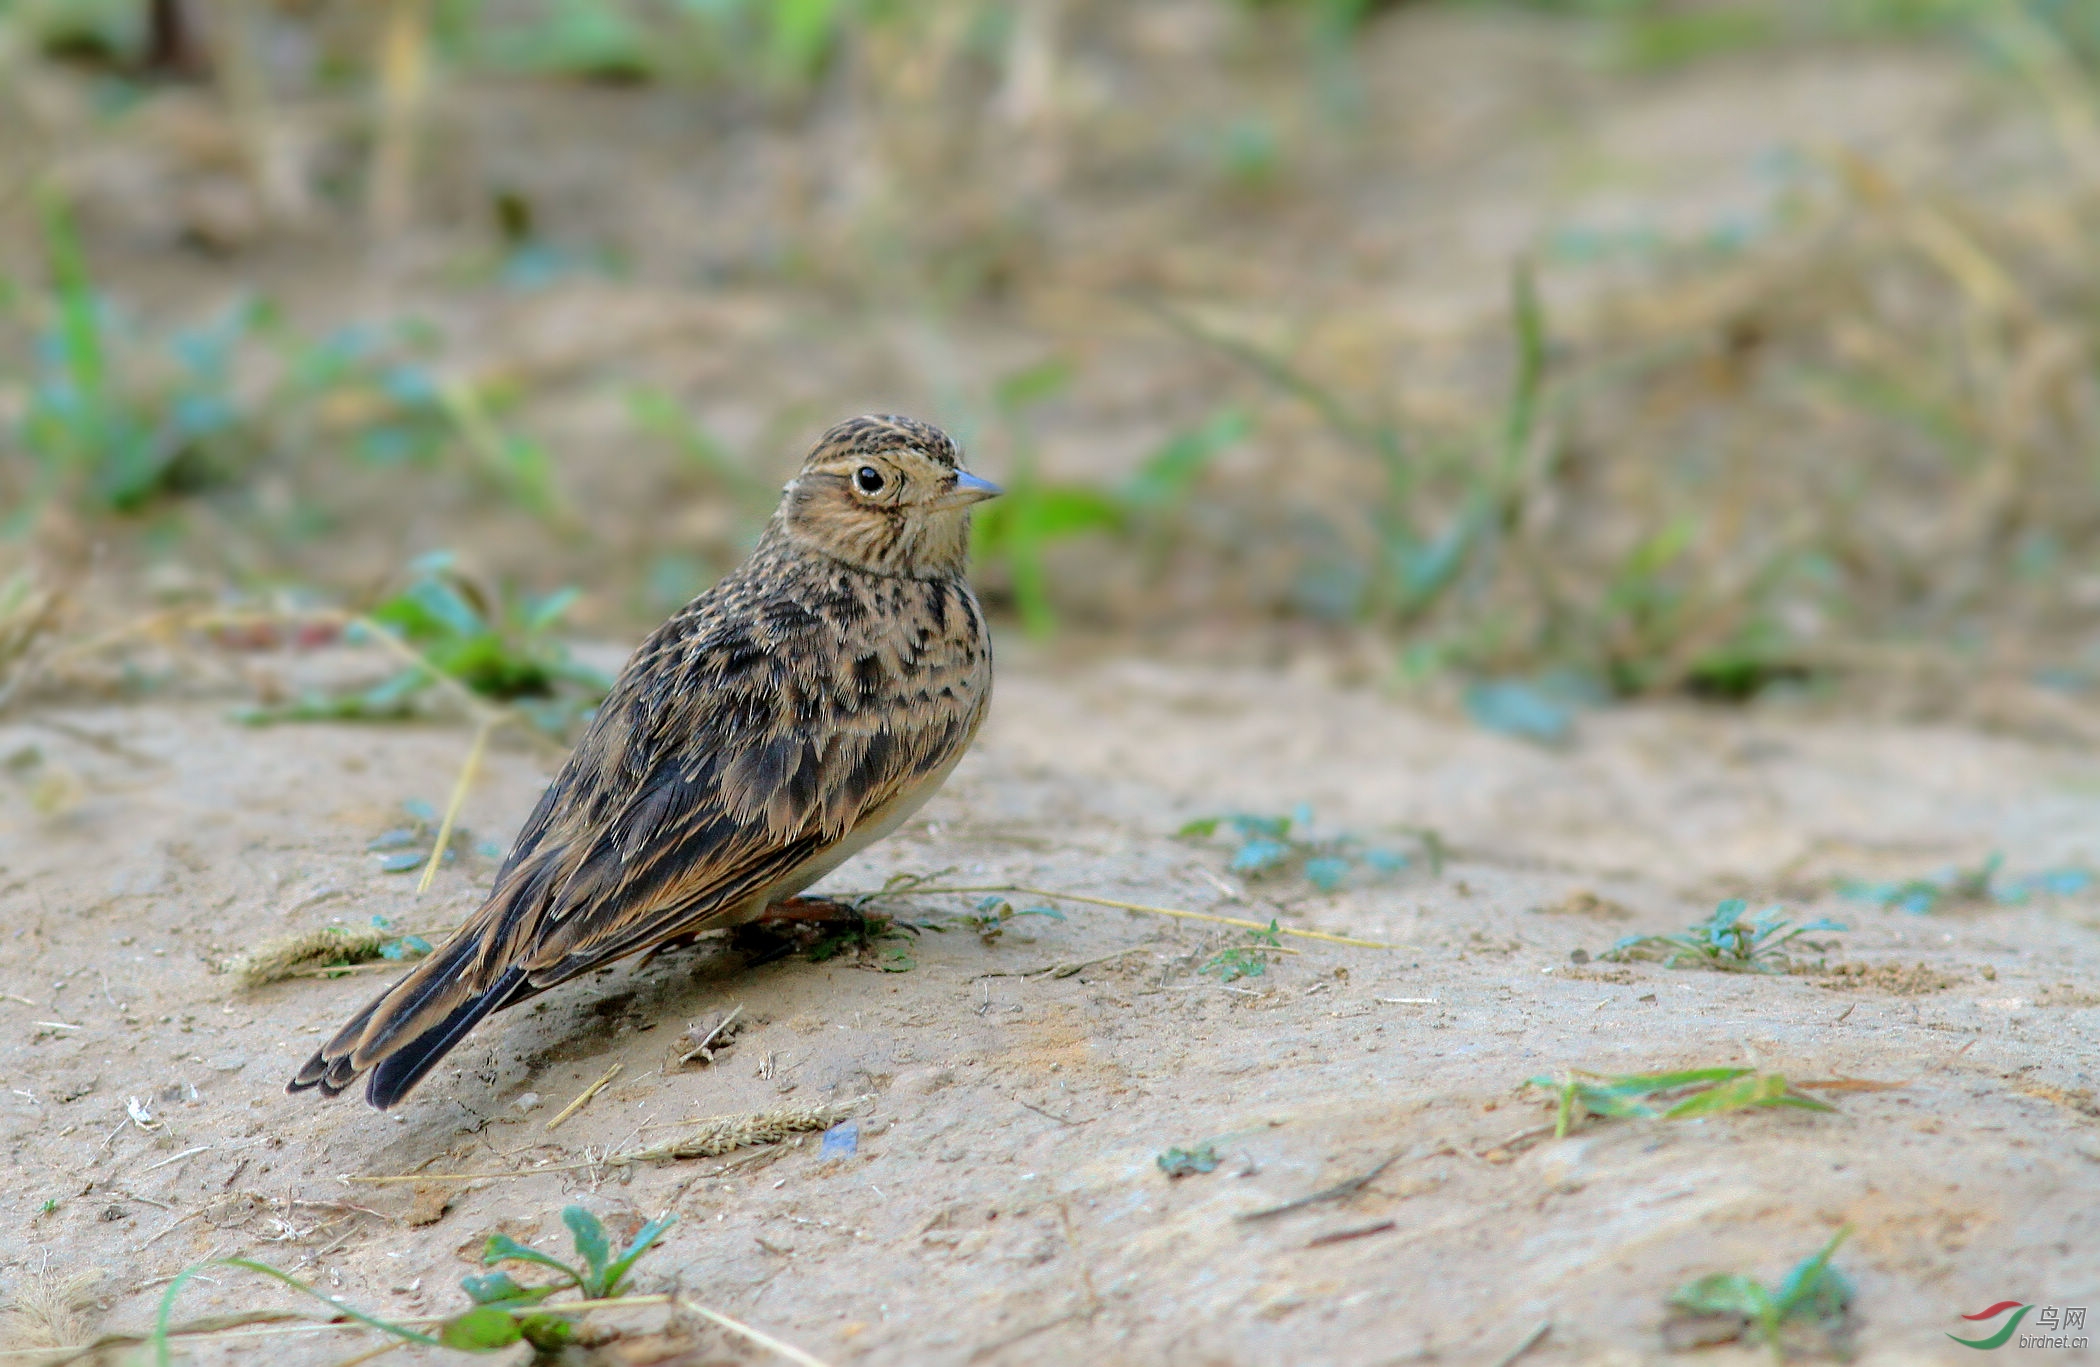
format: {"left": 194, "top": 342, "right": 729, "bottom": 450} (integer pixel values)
{"left": 0, "top": 649, "right": 2096, "bottom": 1364}
{"left": 5, "top": 4, "right": 2100, "bottom": 1363}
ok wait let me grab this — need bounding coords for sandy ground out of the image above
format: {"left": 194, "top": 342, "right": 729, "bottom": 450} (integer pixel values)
{"left": 0, "top": 648, "right": 2096, "bottom": 1364}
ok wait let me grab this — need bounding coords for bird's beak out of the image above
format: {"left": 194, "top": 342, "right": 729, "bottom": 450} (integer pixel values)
{"left": 940, "top": 469, "right": 1002, "bottom": 507}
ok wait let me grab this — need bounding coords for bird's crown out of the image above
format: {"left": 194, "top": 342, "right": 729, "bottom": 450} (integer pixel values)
{"left": 802, "top": 415, "right": 960, "bottom": 472}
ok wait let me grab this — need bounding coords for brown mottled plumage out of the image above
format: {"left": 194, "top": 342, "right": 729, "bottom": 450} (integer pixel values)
{"left": 291, "top": 416, "right": 999, "bottom": 1109}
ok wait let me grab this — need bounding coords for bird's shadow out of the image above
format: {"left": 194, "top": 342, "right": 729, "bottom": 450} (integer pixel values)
{"left": 479, "top": 912, "right": 898, "bottom": 1083}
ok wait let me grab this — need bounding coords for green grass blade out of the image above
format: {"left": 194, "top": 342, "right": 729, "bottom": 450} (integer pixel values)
{"left": 1124, "top": 408, "right": 1250, "bottom": 508}
{"left": 1670, "top": 1271, "right": 1773, "bottom": 1318}
{"left": 993, "top": 357, "right": 1074, "bottom": 414}
{"left": 438, "top": 1305, "right": 525, "bottom": 1349}
{"left": 1571, "top": 1085, "right": 1664, "bottom": 1120}
{"left": 1661, "top": 1072, "right": 1833, "bottom": 1119}
{"left": 485, "top": 1233, "right": 583, "bottom": 1284}
{"left": 1135, "top": 297, "right": 1388, "bottom": 458}
{"left": 36, "top": 190, "right": 105, "bottom": 400}
{"left": 1773, "top": 1225, "right": 1853, "bottom": 1318}
{"left": 562, "top": 1206, "right": 611, "bottom": 1285}
{"left": 1659, "top": 1072, "right": 1779, "bottom": 1118}
{"left": 1501, "top": 257, "right": 1546, "bottom": 484}
{"left": 1582, "top": 1067, "right": 1749, "bottom": 1096}
{"left": 154, "top": 1258, "right": 439, "bottom": 1365}
{"left": 602, "top": 1213, "right": 677, "bottom": 1294}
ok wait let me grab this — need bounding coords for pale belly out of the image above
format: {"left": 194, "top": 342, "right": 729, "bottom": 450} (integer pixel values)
{"left": 725, "top": 747, "right": 968, "bottom": 923}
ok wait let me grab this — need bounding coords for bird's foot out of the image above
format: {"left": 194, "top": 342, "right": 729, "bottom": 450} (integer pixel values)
{"left": 733, "top": 898, "right": 899, "bottom": 967}
{"left": 756, "top": 895, "right": 863, "bottom": 925}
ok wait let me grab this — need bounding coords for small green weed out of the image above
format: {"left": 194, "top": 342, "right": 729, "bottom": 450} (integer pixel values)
{"left": 1150, "top": 264, "right": 1822, "bottom": 702}
{"left": 234, "top": 552, "right": 610, "bottom": 731}
{"left": 462, "top": 0, "right": 657, "bottom": 81}
{"left": 1601, "top": 899, "right": 1843, "bottom": 973}
{"left": 960, "top": 894, "right": 1066, "bottom": 944}
{"left": 1200, "top": 920, "right": 1284, "bottom": 982}
{"left": 1146, "top": 264, "right": 1544, "bottom": 629}
{"left": 455, "top": 1206, "right": 675, "bottom": 1350}
{"left": 1157, "top": 1143, "right": 1221, "bottom": 1177}
{"left": 1214, "top": 115, "right": 1285, "bottom": 194}
{"left": 1837, "top": 852, "right": 2091, "bottom": 914}
{"left": 971, "top": 355, "right": 1250, "bottom": 635}
{"left": 13, "top": 0, "right": 142, "bottom": 67}
{"left": 1178, "top": 807, "right": 1439, "bottom": 890}
{"left": 1460, "top": 670, "right": 1602, "bottom": 745}
{"left": 369, "top": 914, "right": 433, "bottom": 961}
{"left": 287, "top": 322, "right": 579, "bottom": 532}
{"left": 368, "top": 797, "right": 503, "bottom": 874}
{"left": 372, "top": 799, "right": 452, "bottom": 873}
{"left": 1612, "top": 4, "right": 1780, "bottom": 72}
{"left": 2, "top": 198, "right": 579, "bottom": 541}
{"left": 797, "top": 914, "right": 918, "bottom": 972}
{"left": 1582, "top": 517, "right": 1817, "bottom": 700}
{"left": 1665, "top": 1226, "right": 1855, "bottom": 1363}
{"left": 436, "top": 381, "right": 571, "bottom": 526}
{"left": 148, "top": 1204, "right": 672, "bottom": 1361}
{"left": 460, "top": 0, "right": 857, "bottom": 89}
{"left": 1838, "top": 854, "right": 2000, "bottom": 915}
{"left": 225, "top": 917, "right": 434, "bottom": 989}
{"left": 11, "top": 193, "right": 278, "bottom": 520}
{"left": 284, "top": 319, "right": 452, "bottom": 471}
{"left": 1526, "top": 1067, "right": 1835, "bottom": 1140}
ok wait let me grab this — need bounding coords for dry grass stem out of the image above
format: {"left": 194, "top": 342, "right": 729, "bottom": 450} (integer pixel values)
{"left": 0, "top": 571, "right": 63, "bottom": 708}
{"left": 613, "top": 1097, "right": 861, "bottom": 1163}
{"left": 227, "top": 926, "right": 402, "bottom": 989}
{"left": 208, "top": 0, "right": 309, "bottom": 225}
{"left": 0, "top": 1266, "right": 101, "bottom": 1352}
{"left": 282, "top": 960, "right": 415, "bottom": 980}
{"left": 677, "top": 1298, "right": 836, "bottom": 1367}
{"left": 545, "top": 1062, "right": 623, "bottom": 1132}
{"left": 677, "top": 1004, "right": 745, "bottom": 1066}
{"left": 418, "top": 718, "right": 493, "bottom": 893}
{"left": 346, "top": 1097, "right": 865, "bottom": 1184}
{"left": 368, "top": 0, "right": 432, "bottom": 236}
{"left": 137, "top": 1144, "right": 212, "bottom": 1175}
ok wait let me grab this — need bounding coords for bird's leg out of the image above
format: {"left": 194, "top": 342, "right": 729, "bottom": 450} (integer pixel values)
{"left": 636, "top": 930, "right": 705, "bottom": 969}
{"left": 756, "top": 895, "right": 862, "bottom": 924}
{"left": 734, "top": 896, "right": 896, "bottom": 967}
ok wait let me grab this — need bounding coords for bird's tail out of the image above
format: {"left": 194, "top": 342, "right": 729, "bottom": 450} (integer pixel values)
{"left": 287, "top": 924, "right": 534, "bottom": 1110}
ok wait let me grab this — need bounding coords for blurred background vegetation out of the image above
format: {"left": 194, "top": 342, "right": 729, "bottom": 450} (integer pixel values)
{"left": 3, "top": 0, "right": 2099, "bottom": 730}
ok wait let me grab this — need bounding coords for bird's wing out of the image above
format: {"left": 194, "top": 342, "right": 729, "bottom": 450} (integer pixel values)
{"left": 311, "top": 584, "right": 984, "bottom": 1088}
{"left": 447, "top": 598, "right": 983, "bottom": 993}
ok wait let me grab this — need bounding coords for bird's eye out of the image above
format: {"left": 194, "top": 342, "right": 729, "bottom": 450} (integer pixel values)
{"left": 855, "top": 466, "right": 885, "bottom": 494}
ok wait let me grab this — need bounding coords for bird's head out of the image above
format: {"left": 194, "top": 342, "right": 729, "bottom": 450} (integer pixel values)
{"left": 777, "top": 415, "right": 1001, "bottom": 577}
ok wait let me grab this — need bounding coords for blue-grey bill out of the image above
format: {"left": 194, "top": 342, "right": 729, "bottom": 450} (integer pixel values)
{"left": 953, "top": 470, "right": 1002, "bottom": 500}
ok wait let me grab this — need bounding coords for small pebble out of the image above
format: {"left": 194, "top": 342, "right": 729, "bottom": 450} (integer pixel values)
{"left": 513, "top": 1091, "right": 542, "bottom": 1114}
{"left": 821, "top": 1120, "right": 860, "bottom": 1159}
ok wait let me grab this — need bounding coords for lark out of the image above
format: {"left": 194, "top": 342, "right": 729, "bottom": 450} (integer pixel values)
{"left": 292, "top": 416, "right": 999, "bottom": 1109}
